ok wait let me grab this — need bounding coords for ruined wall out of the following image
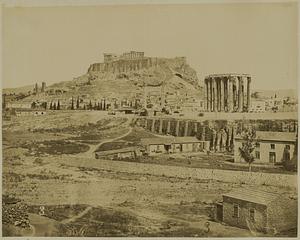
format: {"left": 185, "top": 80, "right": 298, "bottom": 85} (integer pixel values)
{"left": 135, "top": 117, "right": 298, "bottom": 152}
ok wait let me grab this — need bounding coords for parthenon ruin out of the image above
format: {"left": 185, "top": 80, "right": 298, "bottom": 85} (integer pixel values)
{"left": 204, "top": 74, "right": 251, "bottom": 112}
{"left": 88, "top": 51, "right": 161, "bottom": 73}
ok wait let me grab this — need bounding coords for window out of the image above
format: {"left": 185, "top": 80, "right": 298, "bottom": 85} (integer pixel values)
{"left": 255, "top": 142, "right": 260, "bottom": 148}
{"left": 270, "top": 144, "right": 275, "bottom": 149}
{"left": 269, "top": 152, "right": 276, "bottom": 163}
{"left": 249, "top": 208, "right": 255, "bottom": 222}
{"left": 255, "top": 151, "right": 260, "bottom": 159}
{"left": 233, "top": 204, "right": 239, "bottom": 218}
{"left": 285, "top": 145, "right": 290, "bottom": 150}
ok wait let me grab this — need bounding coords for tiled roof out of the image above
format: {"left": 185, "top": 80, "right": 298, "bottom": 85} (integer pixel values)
{"left": 235, "top": 131, "right": 297, "bottom": 142}
{"left": 95, "top": 147, "right": 139, "bottom": 156}
{"left": 141, "top": 136, "right": 203, "bottom": 145}
{"left": 223, "top": 188, "right": 281, "bottom": 205}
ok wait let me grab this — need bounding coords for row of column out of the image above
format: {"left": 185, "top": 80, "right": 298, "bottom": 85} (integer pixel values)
{"left": 142, "top": 118, "right": 236, "bottom": 152}
{"left": 121, "top": 51, "right": 144, "bottom": 59}
{"left": 204, "top": 75, "right": 251, "bottom": 112}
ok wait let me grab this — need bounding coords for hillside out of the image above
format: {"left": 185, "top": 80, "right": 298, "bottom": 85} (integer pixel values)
{"left": 6, "top": 56, "right": 202, "bottom": 102}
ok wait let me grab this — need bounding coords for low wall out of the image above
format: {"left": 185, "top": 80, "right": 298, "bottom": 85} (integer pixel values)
{"left": 76, "top": 158, "right": 297, "bottom": 189}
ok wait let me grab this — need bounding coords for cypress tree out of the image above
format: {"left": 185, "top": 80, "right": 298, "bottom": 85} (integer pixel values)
{"left": 57, "top": 100, "right": 60, "bottom": 110}
{"left": 53, "top": 102, "right": 57, "bottom": 110}
{"left": 71, "top": 97, "right": 74, "bottom": 110}
{"left": 76, "top": 97, "right": 80, "bottom": 109}
{"left": 103, "top": 99, "right": 106, "bottom": 110}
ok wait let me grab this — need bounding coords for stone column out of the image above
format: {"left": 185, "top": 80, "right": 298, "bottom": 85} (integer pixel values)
{"left": 238, "top": 77, "right": 243, "bottom": 112}
{"left": 216, "top": 131, "right": 222, "bottom": 152}
{"left": 228, "top": 77, "right": 234, "bottom": 112}
{"left": 167, "top": 120, "right": 171, "bottom": 134}
{"left": 220, "top": 78, "right": 224, "bottom": 112}
{"left": 213, "top": 78, "right": 218, "bottom": 112}
{"left": 207, "top": 80, "right": 211, "bottom": 112}
{"left": 159, "top": 119, "right": 163, "bottom": 134}
{"left": 184, "top": 121, "right": 189, "bottom": 136}
{"left": 200, "top": 126, "right": 205, "bottom": 141}
{"left": 204, "top": 80, "right": 208, "bottom": 111}
{"left": 247, "top": 77, "right": 251, "bottom": 112}
{"left": 175, "top": 120, "right": 180, "bottom": 136}
{"left": 194, "top": 122, "right": 198, "bottom": 136}
{"left": 151, "top": 119, "right": 155, "bottom": 132}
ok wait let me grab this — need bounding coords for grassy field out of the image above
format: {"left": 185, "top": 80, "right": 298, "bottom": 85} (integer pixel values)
{"left": 2, "top": 111, "right": 297, "bottom": 237}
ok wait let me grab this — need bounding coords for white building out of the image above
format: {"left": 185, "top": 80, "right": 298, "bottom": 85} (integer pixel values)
{"left": 234, "top": 131, "right": 297, "bottom": 165}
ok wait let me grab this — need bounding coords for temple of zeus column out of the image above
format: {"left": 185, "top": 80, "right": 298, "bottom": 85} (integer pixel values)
{"left": 204, "top": 74, "right": 251, "bottom": 112}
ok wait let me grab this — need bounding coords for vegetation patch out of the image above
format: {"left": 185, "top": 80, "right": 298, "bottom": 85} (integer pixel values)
{"left": 21, "top": 140, "right": 90, "bottom": 155}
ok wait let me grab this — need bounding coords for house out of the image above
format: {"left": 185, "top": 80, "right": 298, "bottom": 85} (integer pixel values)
{"left": 141, "top": 136, "right": 210, "bottom": 156}
{"left": 216, "top": 188, "right": 297, "bottom": 234}
{"left": 234, "top": 131, "right": 296, "bottom": 165}
{"left": 249, "top": 100, "right": 266, "bottom": 113}
{"left": 95, "top": 147, "right": 141, "bottom": 160}
{"left": 12, "top": 108, "right": 47, "bottom": 117}
{"left": 265, "top": 98, "right": 284, "bottom": 112}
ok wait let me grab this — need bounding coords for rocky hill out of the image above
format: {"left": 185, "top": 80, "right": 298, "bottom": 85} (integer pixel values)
{"left": 6, "top": 55, "right": 202, "bottom": 102}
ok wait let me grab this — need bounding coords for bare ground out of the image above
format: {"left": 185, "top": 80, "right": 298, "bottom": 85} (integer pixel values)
{"left": 2, "top": 111, "right": 297, "bottom": 237}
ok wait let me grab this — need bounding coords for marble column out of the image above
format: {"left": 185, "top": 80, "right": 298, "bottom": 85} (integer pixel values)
{"left": 159, "top": 119, "right": 163, "bottom": 134}
{"left": 204, "top": 80, "right": 208, "bottom": 111}
{"left": 207, "top": 80, "right": 211, "bottom": 112}
{"left": 167, "top": 120, "right": 171, "bottom": 134}
{"left": 213, "top": 78, "right": 218, "bottom": 112}
{"left": 247, "top": 77, "right": 251, "bottom": 111}
{"left": 194, "top": 122, "right": 198, "bottom": 136}
{"left": 228, "top": 77, "right": 234, "bottom": 112}
{"left": 151, "top": 119, "right": 155, "bottom": 132}
{"left": 220, "top": 78, "right": 224, "bottom": 111}
{"left": 238, "top": 77, "right": 243, "bottom": 112}
{"left": 184, "top": 121, "right": 189, "bottom": 136}
{"left": 175, "top": 121, "right": 180, "bottom": 136}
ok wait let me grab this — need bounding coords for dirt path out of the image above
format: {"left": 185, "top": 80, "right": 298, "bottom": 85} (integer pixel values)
{"left": 61, "top": 206, "right": 93, "bottom": 224}
{"left": 81, "top": 117, "right": 133, "bottom": 157}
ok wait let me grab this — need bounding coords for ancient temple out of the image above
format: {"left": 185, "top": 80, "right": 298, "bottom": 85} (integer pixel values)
{"left": 204, "top": 74, "right": 251, "bottom": 112}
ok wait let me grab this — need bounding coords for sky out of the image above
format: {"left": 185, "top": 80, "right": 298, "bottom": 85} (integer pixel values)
{"left": 2, "top": 2, "right": 298, "bottom": 90}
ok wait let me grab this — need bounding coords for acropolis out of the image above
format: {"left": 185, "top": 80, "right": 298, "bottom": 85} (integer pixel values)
{"left": 87, "top": 51, "right": 186, "bottom": 73}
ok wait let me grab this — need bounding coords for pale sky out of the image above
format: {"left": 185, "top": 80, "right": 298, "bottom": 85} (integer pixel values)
{"left": 2, "top": 3, "right": 298, "bottom": 90}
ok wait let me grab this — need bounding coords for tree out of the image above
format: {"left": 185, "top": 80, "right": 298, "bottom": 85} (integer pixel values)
{"left": 53, "top": 102, "right": 57, "bottom": 110}
{"left": 88, "top": 100, "right": 92, "bottom": 110}
{"left": 50, "top": 102, "right": 53, "bottom": 110}
{"left": 103, "top": 99, "right": 106, "bottom": 110}
{"left": 76, "top": 97, "right": 80, "bottom": 109}
{"left": 57, "top": 100, "right": 60, "bottom": 110}
{"left": 31, "top": 102, "right": 36, "bottom": 109}
{"left": 71, "top": 97, "right": 74, "bottom": 110}
{"left": 238, "top": 129, "right": 256, "bottom": 172}
{"left": 83, "top": 104, "right": 86, "bottom": 110}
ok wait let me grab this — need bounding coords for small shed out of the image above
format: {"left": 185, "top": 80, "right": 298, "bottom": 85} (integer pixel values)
{"left": 95, "top": 147, "right": 141, "bottom": 160}
{"left": 220, "top": 188, "right": 297, "bottom": 234}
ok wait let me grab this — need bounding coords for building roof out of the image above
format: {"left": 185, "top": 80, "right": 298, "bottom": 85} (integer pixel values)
{"left": 141, "top": 136, "right": 204, "bottom": 146}
{"left": 235, "top": 131, "right": 297, "bottom": 142}
{"left": 95, "top": 147, "right": 139, "bottom": 156}
{"left": 223, "top": 188, "right": 281, "bottom": 205}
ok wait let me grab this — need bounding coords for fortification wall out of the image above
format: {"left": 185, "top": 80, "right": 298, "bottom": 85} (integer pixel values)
{"left": 87, "top": 56, "right": 187, "bottom": 74}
